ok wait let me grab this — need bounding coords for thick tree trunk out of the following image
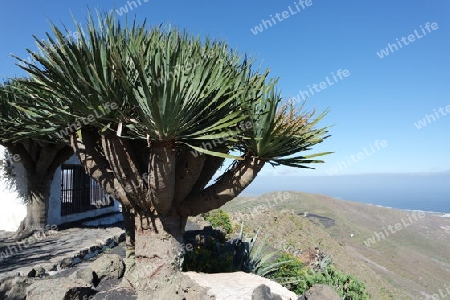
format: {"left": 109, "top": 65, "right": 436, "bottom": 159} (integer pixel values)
{"left": 26, "top": 187, "right": 48, "bottom": 227}
{"left": 71, "top": 132, "right": 266, "bottom": 297}
{"left": 148, "top": 143, "right": 176, "bottom": 215}
{"left": 15, "top": 178, "right": 53, "bottom": 240}
{"left": 179, "top": 156, "right": 265, "bottom": 216}
{"left": 70, "top": 129, "right": 133, "bottom": 209}
{"left": 124, "top": 210, "right": 186, "bottom": 296}
{"left": 9, "top": 141, "right": 73, "bottom": 240}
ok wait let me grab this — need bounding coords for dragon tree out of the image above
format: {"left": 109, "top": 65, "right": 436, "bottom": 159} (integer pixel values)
{"left": 11, "top": 12, "right": 331, "bottom": 297}
{"left": 0, "top": 81, "right": 73, "bottom": 239}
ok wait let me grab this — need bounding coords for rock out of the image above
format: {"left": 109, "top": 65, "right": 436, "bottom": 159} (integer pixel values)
{"left": 0, "top": 276, "right": 32, "bottom": 300}
{"left": 139, "top": 272, "right": 210, "bottom": 300}
{"left": 70, "top": 267, "right": 96, "bottom": 286}
{"left": 117, "top": 233, "right": 126, "bottom": 243}
{"left": 297, "top": 296, "right": 306, "bottom": 300}
{"left": 305, "top": 284, "right": 340, "bottom": 300}
{"left": 35, "top": 266, "right": 46, "bottom": 277}
{"left": 27, "top": 266, "right": 46, "bottom": 278}
{"left": 252, "top": 284, "right": 283, "bottom": 300}
{"left": 79, "top": 248, "right": 90, "bottom": 257}
{"left": 27, "top": 269, "right": 37, "bottom": 278}
{"left": 90, "top": 254, "right": 125, "bottom": 283}
{"left": 185, "top": 271, "right": 298, "bottom": 300}
{"left": 59, "top": 257, "right": 74, "bottom": 268}
{"left": 84, "top": 249, "right": 99, "bottom": 260}
{"left": 26, "top": 278, "right": 96, "bottom": 300}
{"left": 90, "top": 245, "right": 100, "bottom": 252}
{"left": 91, "top": 287, "right": 137, "bottom": 300}
{"left": 72, "top": 256, "right": 83, "bottom": 266}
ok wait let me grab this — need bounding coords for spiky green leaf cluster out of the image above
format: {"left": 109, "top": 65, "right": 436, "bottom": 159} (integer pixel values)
{"left": 1, "top": 11, "right": 331, "bottom": 167}
{"left": 242, "top": 227, "right": 294, "bottom": 277}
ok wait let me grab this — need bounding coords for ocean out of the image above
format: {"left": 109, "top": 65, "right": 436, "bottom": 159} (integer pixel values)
{"left": 241, "top": 173, "right": 450, "bottom": 213}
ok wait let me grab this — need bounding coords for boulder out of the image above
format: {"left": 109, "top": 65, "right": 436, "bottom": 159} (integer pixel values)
{"left": 90, "top": 254, "right": 125, "bottom": 283}
{"left": 305, "top": 284, "right": 340, "bottom": 300}
{"left": 0, "top": 276, "right": 32, "bottom": 300}
{"left": 26, "top": 278, "right": 96, "bottom": 300}
{"left": 27, "top": 266, "right": 46, "bottom": 278}
{"left": 137, "top": 272, "right": 211, "bottom": 300}
{"left": 70, "top": 267, "right": 96, "bottom": 286}
{"left": 91, "top": 287, "right": 137, "bottom": 300}
{"left": 59, "top": 257, "right": 74, "bottom": 268}
{"left": 252, "top": 284, "right": 283, "bottom": 300}
{"left": 184, "top": 271, "right": 298, "bottom": 300}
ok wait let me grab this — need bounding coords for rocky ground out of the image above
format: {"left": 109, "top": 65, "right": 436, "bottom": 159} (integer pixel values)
{"left": 0, "top": 240, "right": 337, "bottom": 299}
{"left": 0, "top": 218, "right": 340, "bottom": 299}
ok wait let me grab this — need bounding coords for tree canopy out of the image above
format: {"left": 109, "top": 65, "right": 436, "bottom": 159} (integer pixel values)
{"left": 8, "top": 12, "right": 330, "bottom": 164}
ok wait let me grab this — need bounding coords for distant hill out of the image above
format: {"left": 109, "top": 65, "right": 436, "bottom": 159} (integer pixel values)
{"left": 221, "top": 191, "right": 450, "bottom": 299}
{"left": 241, "top": 173, "right": 450, "bottom": 213}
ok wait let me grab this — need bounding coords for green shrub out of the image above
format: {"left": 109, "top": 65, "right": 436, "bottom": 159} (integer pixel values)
{"left": 304, "top": 267, "right": 368, "bottom": 299}
{"left": 182, "top": 223, "right": 289, "bottom": 276}
{"left": 182, "top": 234, "right": 234, "bottom": 273}
{"left": 267, "top": 253, "right": 309, "bottom": 292}
{"left": 269, "top": 254, "right": 368, "bottom": 299}
{"left": 202, "top": 209, "right": 233, "bottom": 234}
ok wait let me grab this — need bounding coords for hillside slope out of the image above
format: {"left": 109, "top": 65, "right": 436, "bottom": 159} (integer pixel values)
{"left": 221, "top": 191, "right": 450, "bottom": 299}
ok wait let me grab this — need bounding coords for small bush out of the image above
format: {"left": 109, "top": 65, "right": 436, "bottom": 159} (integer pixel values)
{"left": 202, "top": 209, "right": 233, "bottom": 234}
{"left": 182, "top": 224, "right": 288, "bottom": 276}
{"left": 182, "top": 233, "right": 235, "bottom": 273}
{"left": 269, "top": 254, "right": 368, "bottom": 299}
{"left": 268, "top": 253, "right": 310, "bottom": 293}
{"left": 304, "top": 267, "right": 368, "bottom": 299}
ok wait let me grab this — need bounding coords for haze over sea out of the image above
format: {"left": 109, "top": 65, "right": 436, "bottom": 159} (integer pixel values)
{"left": 242, "top": 172, "right": 450, "bottom": 214}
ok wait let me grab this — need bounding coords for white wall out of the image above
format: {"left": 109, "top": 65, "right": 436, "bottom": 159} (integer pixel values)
{"left": 0, "top": 145, "right": 27, "bottom": 232}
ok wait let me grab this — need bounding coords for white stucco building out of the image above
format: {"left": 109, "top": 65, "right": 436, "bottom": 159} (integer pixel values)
{"left": 0, "top": 145, "right": 122, "bottom": 232}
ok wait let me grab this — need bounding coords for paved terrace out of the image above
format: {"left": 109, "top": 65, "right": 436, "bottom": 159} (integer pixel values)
{"left": 0, "top": 226, "right": 124, "bottom": 280}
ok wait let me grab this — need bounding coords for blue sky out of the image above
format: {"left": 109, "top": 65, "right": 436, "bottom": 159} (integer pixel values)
{"left": 1, "top": 0, "right": 449, "bottom": 176}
